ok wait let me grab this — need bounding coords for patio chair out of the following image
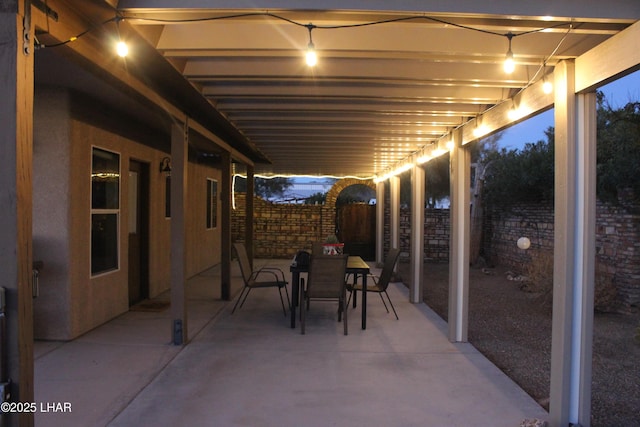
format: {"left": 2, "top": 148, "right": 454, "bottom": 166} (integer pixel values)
{"left": 300, "top": 254, "right": 349, "bottom": 335}
{"left": 311, "top": 241, "right": 324, "bottom": 255}
{"left": 347, "top": 248, "right": 401, "bottom": 320}
{"left": 232, "top": 242, "right": 290, "bottom": 316}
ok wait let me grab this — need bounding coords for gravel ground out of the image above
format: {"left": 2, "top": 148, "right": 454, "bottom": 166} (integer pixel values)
{"left": 398, "top": 262, "right": 640, "bottom": 427}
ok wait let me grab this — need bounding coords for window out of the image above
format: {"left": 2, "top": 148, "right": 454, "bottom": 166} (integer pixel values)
{"left": 91, "top": 148, "right": 120, "bottom": 275}
{"left": 206, "top": 178, "right": 218, "bottom": 229}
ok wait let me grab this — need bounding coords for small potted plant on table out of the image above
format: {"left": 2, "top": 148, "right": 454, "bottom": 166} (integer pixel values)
{"left": 322, "top": 234, "right": 344, "bottom": 255}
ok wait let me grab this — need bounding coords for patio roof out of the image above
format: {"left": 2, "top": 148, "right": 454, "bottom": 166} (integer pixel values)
{"left": 33, "top": 1, "right": 640, "bottom": 178}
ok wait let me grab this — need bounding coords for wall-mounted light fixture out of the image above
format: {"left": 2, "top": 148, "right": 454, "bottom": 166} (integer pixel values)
{"left": 160, "top": 157, "right": 172, "bottom": 176}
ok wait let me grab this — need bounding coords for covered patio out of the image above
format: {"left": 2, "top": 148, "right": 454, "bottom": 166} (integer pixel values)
{"left": 2, "top": 2, "right": 640, "bottom": 427}
{"left": 35, "top": 259, "right": 547, "bottom": 427}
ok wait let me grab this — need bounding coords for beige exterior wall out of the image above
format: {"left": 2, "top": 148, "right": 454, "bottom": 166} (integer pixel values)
{"left": 187, "top": 164, "right": 222, "bottom": 275}
{"left": 33, "top": 88, "right": 222, "bottom": 340}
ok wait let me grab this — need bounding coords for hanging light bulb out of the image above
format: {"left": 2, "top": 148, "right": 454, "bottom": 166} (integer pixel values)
{"left": 116, "top": 40, "right": 129, "bottom": 57}
{"left": 114, "top": 15, "right": 128, "bottom": 57}
{"left": 306, "top": 43, "right": 317, "bottom": 66}
{"left": 503, "top": 32, "right": 515, "bottom": 74}
{"left": 305, "top": 24, "right": 318, "bottom": 67}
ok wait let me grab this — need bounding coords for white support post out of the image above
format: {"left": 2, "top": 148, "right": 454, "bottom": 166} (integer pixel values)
{"left": 389, "top": 176, "right": 401, "bottom": 255}
{"left": 375, "top": 181, "right": 385, "bottom": 266}
{"left": 572, "top": 91, "right": 597, "bottom": 427}
{"left": 448, "top": 130, "right": 470, "bottom": 342}
{"left": 550, "top": 60, "right": 597, "bottom": 426}
{"left": 170, "top": 121, "right": 189, "bottom": 345}
{"left": 410, "top": 165, "right": 425, "bottom": 303}
{"left": 550, "top": 60, "right": 575, "bottom": 426}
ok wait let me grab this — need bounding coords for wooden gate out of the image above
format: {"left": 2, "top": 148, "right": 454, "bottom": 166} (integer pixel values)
{"left": 337, "top": 203, "right": 376, "bottom": 261}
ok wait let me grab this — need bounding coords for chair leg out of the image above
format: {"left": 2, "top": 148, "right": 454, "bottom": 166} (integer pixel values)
{"left": 384, "top": 291, "right": 399, "bottom": 320}
{"left": 342, "top": 293, "right": 348, "bottom": 335}
{"left": 378, "top": 292, "right": 390, "bottom": 313}
{"left": 278, "top": 288, "right": 287, "bottom": 316}
{"left": 283, "top": 284, "right": 291, "bottom": 309}
{"left": 300, "top": 280, "right": 306, "bottom": 334}
{"left": 231, "top": 286, "right": 249, "bottom": 314}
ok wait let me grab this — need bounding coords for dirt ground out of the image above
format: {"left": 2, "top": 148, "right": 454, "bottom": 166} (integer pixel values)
{"left": 397, "top": 262, "right": 640, "bottom": 427}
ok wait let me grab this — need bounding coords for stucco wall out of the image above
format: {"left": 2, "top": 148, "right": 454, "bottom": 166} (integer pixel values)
{"left": 33, "top": 88, "right": 222, "bottom": 340}
{"left": 33, "top": 88, "right": 73, "bottom": 338}
{"left": 186, "top": 164, "right": 222, "bottom": 275}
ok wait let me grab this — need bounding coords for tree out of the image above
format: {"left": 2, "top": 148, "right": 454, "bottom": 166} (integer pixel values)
{"left": 234, "top": 176, "right": 293, "bottom": 200}
{"left": 481, "top": 91, "right": 640, "bottom": 209}
{"left": 305, "top": 192, "right": 327, "bottom": 204}
{"left": 596, "top": 94, "right": 640, "bottom": 203}
{"left": 481, "top": 128, "right": 555, "bottom": 207}
{"left": 336, "top": 184, "right": 375, "bottom": 206}
{"left": 425, "top": 153, "right": 450, "bottom": 208}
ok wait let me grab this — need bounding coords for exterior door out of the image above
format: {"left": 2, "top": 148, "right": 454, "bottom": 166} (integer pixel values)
{"left": 128, "top": 160, "right": 149, "bottom": 305}
{"left": 337, "top": 203, "right": 376, "bottom": 261}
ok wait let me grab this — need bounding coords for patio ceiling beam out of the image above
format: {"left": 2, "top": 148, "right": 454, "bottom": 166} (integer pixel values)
{"left": 183, "top": 58, "right": 544, "bottom": 83}
{"left": 576, "top": 20, "right": 640, "bottom": 92}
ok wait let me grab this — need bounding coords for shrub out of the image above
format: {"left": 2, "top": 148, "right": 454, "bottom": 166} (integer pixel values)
{"left": 594, "top": 261, "right": 618, "bottom": 312}
{"left": 521, "top": 252, "right": 619, "bottom": 312}
{"left": 521, "top": 251, "right": 554, "bottom": 307}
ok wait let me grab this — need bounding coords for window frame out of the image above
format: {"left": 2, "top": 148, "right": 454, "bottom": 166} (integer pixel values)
{"left": 90, "top": 146, "right": 121, "bottom": 277}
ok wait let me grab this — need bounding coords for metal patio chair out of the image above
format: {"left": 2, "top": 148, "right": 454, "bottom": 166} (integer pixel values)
{"left": 300, "top": 254, "right": 349, "bottom": 335}
{"left": 232, "top": 242, "right": 290, "bottom": 316}
{"left": 347, "top": 248, "right": 401, "bottom": 320}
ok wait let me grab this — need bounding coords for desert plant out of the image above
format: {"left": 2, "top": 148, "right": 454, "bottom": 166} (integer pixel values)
{"left": 522, "top": 251, "right": 554, "bottom": 294}
{"left": 521, "top": 250, "right": 554, "bottom": 308}
{"left": 325, "top": 234, "right": 339, "bottom": 243}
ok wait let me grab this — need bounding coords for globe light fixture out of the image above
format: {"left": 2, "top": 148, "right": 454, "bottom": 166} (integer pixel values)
{"left": 517, "top": 237, "right": 531, "bottom": 250}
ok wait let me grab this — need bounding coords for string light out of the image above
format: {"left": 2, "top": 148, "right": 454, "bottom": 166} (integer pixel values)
{"left": 473, "top": 123, "right": 490, "bottom": 138}
{"left": 116, "top": 41, "right": 129, "bottom": 57}
{"left": 305, "top": 24, "right": 318, "bottom": 67}
{"left": 503, "top": 32, "right": 515, "bottom": 74}
{"left": 35, "top": 10, "right": 577, "bottom": 183}
{"left": 115, "top": 16, "right": 128, "bottom": 57}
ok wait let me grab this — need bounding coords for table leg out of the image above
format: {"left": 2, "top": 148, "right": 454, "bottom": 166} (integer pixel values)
{"left": 352, "top": 274, "right": 358, "bottom": 308}
{"left": 291, "top": 271, "right": 300, "bottom": 328}
{"left": 362, "top": 273, "right": 367, "bottom": 329}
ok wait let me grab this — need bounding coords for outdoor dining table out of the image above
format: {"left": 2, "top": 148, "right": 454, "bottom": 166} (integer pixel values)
{"left": 290, "top": 255, "right": 371, "bottom": 330}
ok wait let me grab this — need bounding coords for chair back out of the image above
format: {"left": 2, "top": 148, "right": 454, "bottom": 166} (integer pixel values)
{"left": 311, "top": 241, "right": 324, "bottom": 256}
{"left": 233, "top": 242, "right": 252, "bottom": 284}
{"left": 307, "top": 254, "right": 348, "bottom": 299}
{"left": 376, "top": 248, "right": 401, "bottom": 291}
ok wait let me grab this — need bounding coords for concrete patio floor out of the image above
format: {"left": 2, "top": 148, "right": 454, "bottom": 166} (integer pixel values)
{"left": 34, "top": 259, "right": 548, "bottom": 426}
